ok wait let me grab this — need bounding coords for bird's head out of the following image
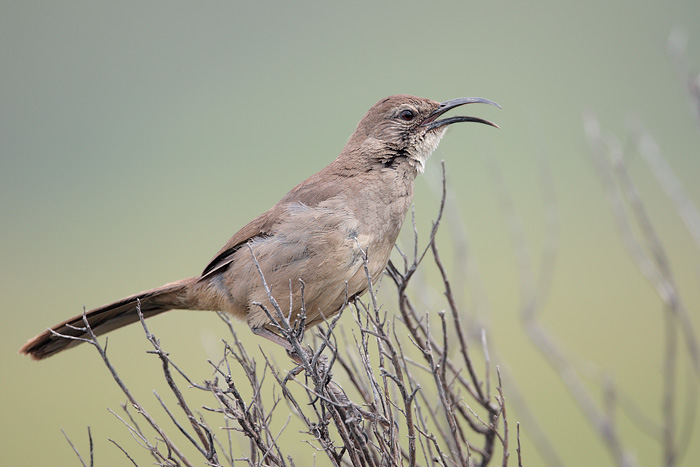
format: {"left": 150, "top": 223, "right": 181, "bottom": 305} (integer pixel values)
{"left": 349, "top": 94, "right": 500, "bottom": 172}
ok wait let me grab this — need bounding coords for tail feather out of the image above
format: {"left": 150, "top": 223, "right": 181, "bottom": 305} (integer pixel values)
{"left": 20, "top": 277, "right": 198, "bottom": 360}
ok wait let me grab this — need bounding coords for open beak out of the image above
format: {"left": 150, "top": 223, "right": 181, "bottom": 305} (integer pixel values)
{"left": 421, "top": 97, "right": 501, "bottom": 130}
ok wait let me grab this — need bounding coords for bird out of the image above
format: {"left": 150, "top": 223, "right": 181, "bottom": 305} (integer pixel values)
{"left": 20, "top": 94, "right": 499, "bottom": 360}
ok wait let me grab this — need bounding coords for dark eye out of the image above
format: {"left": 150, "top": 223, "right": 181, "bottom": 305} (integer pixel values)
{"left": 399, "top": 109, "right": 415, "bottom": 121}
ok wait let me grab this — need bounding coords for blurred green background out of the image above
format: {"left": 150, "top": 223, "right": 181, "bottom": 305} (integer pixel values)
{"left": 2, "top": 1, "right": 700, "bottom": 465}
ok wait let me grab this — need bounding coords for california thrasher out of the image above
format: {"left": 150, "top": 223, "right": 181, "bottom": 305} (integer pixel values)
{"left": 20, "top": 94, "right": 499, "bottom": 360}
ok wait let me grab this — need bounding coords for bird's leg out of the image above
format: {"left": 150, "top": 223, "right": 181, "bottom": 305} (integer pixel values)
{"left": 251, "top": 325, "right": 334, "bottom": 385}
{"left": 251, "top": 325, "right": 311, "bottom": 365}
{"left": 251, "top": 325, "right": 294, "bottom": 352}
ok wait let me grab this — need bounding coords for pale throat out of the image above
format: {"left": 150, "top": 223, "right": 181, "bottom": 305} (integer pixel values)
{"left": 408, "top": 127, "right": 449, "bottom": 173}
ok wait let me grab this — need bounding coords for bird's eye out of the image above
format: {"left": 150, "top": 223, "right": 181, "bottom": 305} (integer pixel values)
{"left": 399, "top": 109, "right": 415, "bottom": 121}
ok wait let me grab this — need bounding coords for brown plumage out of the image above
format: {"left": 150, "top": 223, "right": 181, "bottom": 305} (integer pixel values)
{"left": 20, "top": 94, "right": 499, "bottom": 360}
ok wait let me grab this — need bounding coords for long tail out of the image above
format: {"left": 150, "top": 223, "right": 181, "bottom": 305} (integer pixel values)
{"left": 20, "top": 277, "right": 199, "bottom": 360}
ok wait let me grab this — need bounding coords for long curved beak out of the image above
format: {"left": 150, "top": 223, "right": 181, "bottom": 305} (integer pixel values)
{"left": 421, "top": 97, "right": 501, "bottom": 130}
